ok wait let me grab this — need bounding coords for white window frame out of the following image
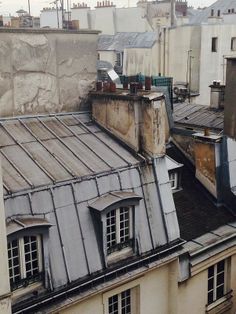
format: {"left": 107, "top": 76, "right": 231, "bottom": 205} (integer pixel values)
{"left": 207, "top": 259, "right": 227, "bottom": 305}
{"left": 8, "top": 235, "right": 43, "bottom": 289}
{"left": 106, "top": 206, "right": 133, "bottom": 253}
{"left": 104, "top": 283, "right": 140, "bottom": 314}
{"left": 108, "top": 288, "right": 131, "bottom": 314}
{"left": 169, "top": 172, "right": 178, "bottom": 190}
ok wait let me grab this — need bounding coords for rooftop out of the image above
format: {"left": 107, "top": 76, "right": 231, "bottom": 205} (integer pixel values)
{"left": 173, "top": 102, "right": 223, "bottom": 132}
{"left": 98, "top": 32, "right": 157, "bottom": 51}
{"left": 167, "top": 145, "right": 235, "bottom": 241}
{"left": 0, "top": 112, "right": 139, "bottom": 196}
{"left": 189, "top": 0, "right": 236, "bottom": 24}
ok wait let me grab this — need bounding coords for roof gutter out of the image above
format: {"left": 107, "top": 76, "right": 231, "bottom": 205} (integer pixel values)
{"left": 13, "top": 239, "right": 185, "bottom": 314}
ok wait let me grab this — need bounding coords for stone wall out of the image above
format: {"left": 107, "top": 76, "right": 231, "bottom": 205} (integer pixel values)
{"left": 0, "top": 29, "right": 99, "bottom": 117}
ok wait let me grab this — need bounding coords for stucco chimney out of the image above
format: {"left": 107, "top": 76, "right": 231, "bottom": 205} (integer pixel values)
{"left": 209, "top": 81, "right": 225, "bottom": 109}
{"left": 90, "top": 91, "right": 167, "bottom": 157}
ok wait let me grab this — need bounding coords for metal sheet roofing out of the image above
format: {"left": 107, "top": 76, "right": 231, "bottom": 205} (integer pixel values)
{"left": 189, "top": 0, "right": 236, "bottom": 24}
{"left": 0, "top": 112, "right": 139, "bottom": 195}
{"left": 4, "top": 112, "right": 180, "bottom": 292}
{"left": 98, "top": 32, "right": 157, "bottom": 51}
{"left": 173, "top": 102, "right": 224, "bottom": 131}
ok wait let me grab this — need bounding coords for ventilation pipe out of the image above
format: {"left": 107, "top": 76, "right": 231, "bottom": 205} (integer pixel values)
{"left": 171, "top": 0, "right": 177, "bottom": 27}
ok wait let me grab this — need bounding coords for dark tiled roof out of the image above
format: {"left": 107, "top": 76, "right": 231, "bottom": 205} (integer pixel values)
{"left": 167, "top": 146, "right": 235, "bottom": 241}
{"left": 173, "top": 102, "right": 223, "bottom": 131}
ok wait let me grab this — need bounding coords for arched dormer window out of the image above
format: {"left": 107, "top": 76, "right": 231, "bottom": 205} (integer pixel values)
{"left": 6, "top": 218, "right": 51, "bottom": 292}
{"left": 89, "top": 191, "right": 142, "bottom": 265}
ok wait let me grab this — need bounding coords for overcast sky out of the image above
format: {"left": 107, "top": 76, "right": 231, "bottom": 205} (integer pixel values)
{"left": 1, "top": 0, "right": 216, "bottom": 16}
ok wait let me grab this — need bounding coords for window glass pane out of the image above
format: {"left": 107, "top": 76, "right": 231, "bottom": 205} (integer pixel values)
{"left": 208, "top": 291, "right": 214, "bottom": 304}
{"left": 120, "top": 207, "right": 130, "bottom": 243}
{"left": 216, "top": 285, "right": 224, "bottom": 299}
{"left": 217, "top": 272, "right": 224, "bottom": 286}
{"left": 107, "top": 210, "right": 116, "bottom": 250}
{"left": 208, "top": 266, "right": 214, "bottom": 278}
{"left": 217, "top": 260, "right": 225, "bottom": 272}
{"left": 121, "top": 289, "right": 131, "bottom": 314}
{"left": 108, "top": 294, "right": 119, "bottom": 314}
{"left": 208, "top": 278, "right": 214, "bottom": 291}
{"left": 24, "top": 236, "right": 40, "bottom": 278}
{"left": 8, "top": 239, "right": 21, "bottom": 285}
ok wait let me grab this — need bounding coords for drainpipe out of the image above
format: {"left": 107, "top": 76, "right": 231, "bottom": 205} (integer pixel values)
{"left": 171, "top": 0, "right": 177, "bottom": 27}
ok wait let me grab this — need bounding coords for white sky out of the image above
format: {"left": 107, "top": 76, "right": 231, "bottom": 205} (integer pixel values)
{"left": 1, "top": 0, "right": 216, "bottom": 16}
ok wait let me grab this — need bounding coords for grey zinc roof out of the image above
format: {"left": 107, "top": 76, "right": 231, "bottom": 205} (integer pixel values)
{"left": 4, "top": 112, "right": 180, "bottom": 291}
{"left": 0, "top": 112, "right": 139, "bottom": 195}
{"left": 173, "top": 102, "right": 224, "bottom": 131}
{"left": 189, "top": 0, "right": 236, "bottom": 24}
{"left": 97, "top": 32, "right": 157, "bottom": 51}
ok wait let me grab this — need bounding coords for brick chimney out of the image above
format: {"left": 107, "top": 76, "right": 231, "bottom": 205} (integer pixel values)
{"left": 91, "top": 91, "right": 167, "bottom": 157}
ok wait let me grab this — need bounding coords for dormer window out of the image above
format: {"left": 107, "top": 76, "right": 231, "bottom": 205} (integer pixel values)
{"left": 6, "top": 218, "right": 52, "bottom": 291}
{"left": 89, "top": 191, "right": 142, "bottom": 265}
{"left": 106, "top": 206, "right": 133, "bottom": 255}
{"left": 8, "top": 235, "right": 43, "bottom": 290}
{"left": 166, "top": 155, "right": 183, "bottom": 192}
{"left": 169, "top": 172, "right": 178, "bottom": 190}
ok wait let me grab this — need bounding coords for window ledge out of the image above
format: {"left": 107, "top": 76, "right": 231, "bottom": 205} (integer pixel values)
{"left": 12, "top": 281, "right": 45, "bottom": 304}
{"left": 107, "top": 247, "right": 133, "bottom": 265}
{"left": 206, "top": 290, "right": 233, "bottom": 314}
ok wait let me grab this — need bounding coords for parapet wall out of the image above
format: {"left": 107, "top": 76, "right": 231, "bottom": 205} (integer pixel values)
{"left": 0, "top": 29, "right": 99, "bottom": 117}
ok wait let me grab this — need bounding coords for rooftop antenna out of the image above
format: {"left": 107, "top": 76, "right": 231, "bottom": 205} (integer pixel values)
{"left": 27, "top": 0, "right": 31, "bottom": 15}
{"left": 50, "top": 0, "right": 60, "bottom": 28}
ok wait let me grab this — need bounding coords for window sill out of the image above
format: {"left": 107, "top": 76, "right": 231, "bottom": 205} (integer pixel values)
{"left": 12, "top": 281, "right": 45, "bottom": 304}
{"left": 206, "top": 290, "right": 233, "bottom": 314}
{"left": 107, "top": 247, "right": 133, "bottom": 265}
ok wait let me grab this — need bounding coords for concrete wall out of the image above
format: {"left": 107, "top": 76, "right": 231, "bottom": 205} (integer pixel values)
{"left": 168, "top": 25, "right": 201, "bottom": 93}
{"left": 198, "top": 24, "right": 236, "bottom": 105}
{"left": 71, "top": 8, "right": 90, "bottom": 29}
{"left": 116, "top": 7, "right": 150, "bottom": 33}
{"left": 0, "top": 29, "right": 98, "bottom": 117}
{"left": 98, "top": 50, "right": 116, "bottom": 66}
{"left": 123, "top": 44, "right": 159, "bottom": 76}
{"left": 40, "top": 10, "right": 63, "bottom": 28}
{"left": 91, "top": 7, "right": 116, "bottom": 35}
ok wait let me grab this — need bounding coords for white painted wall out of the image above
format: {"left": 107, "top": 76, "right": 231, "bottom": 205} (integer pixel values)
{"left": 198, "top": 23, "right": 236, "bottom": 105}
{"left": 168, "top": 25, "right": 201, "bottom": 92}
{"left": 71, "top": 8, "right": 90, "bottom": 29}
{"left": 40, "top": 9, "right": 63, "bottom": 28}
{"left": 116, "top": 7, "right": 150, "bottom": 33}
{"left": 98, "top": 51, "right": 117, "bottom": 66}
{"left": 91, "top": 7, "right": 116, "bottom": 35}
{"left": 123, "top": 43, "right": 159, "bottom": 76}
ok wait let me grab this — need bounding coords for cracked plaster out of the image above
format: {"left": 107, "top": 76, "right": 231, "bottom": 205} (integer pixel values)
{"left": 0, "top": 31, "right": 98, "bottom": 117}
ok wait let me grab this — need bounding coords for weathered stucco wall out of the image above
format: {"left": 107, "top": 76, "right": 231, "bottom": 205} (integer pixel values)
{"left": 92, "top": 93, "right": 166, "bottom": 156}
{"left": 0, "top": 29, "right": 99, "bottom": 117}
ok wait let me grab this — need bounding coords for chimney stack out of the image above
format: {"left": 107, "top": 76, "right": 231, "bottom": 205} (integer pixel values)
{"left": 91, "top": 92, "right": 167, "bottom": 157}
{"left": 209, "top": 80, "right": 225, "bottom": 109}
{"left": 224, "top": 57, "right": 236, "bottom": 139}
